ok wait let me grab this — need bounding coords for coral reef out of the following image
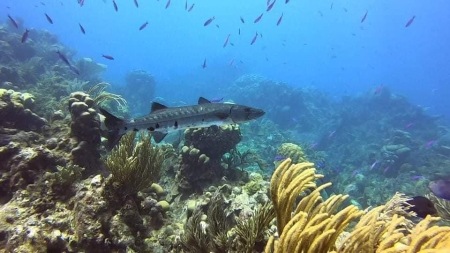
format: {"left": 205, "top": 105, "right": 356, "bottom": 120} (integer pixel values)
{"left": 121, "top": 70, "right": 156, "bottom": 115}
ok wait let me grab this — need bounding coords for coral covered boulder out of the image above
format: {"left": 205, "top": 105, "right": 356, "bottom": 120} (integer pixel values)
{"left": 68, "top": 92, "right": 101, "bottom": 172}
{"left": 184, "top": 125, "right": 241, "bottom": 160}
{"left": 0, "top": 88, "right": 47, "bottom": 131}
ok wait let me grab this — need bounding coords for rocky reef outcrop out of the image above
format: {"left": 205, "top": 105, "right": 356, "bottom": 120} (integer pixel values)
{"left": 68, "top": 92, "right": 102, "bottom": 173}
{"left": 0, "top": 88, "right": 47, "bottom": 131}
{"left": 174, "top": 125, "right": 242, "bottom": 193}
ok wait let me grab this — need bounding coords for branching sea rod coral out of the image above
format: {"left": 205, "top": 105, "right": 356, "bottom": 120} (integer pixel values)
{"left": 105, "top": 131, "right": 163, "bottom": 196}
{"left": 265, "top": 158, "right": 450, "bottom": 253}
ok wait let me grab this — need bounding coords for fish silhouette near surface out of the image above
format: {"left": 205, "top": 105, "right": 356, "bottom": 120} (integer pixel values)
{"left": 100, "top": 97, "right": 265, "bottom": 149}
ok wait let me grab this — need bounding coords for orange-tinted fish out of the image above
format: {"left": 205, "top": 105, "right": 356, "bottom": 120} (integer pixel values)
{"left": 204, "top": 16, "right": 215, "bottom": 26}
{"left": 405, "top": 15, "right": 415, "bottom": 28}
{"left": 79, "top": 23, "right": 85, "bottom": 34}
{"left": 254, "top": 13, "right": 263, "bottom": 23}
{"left": 361, "top": 10, "right": 368, "bottom": 23}
{"left": 188, "top": 3, "right": 194, "bottom": 12}
{"left": 21, "top": 29, "right": 29, "bottom": 43}
{"left": 266, "top": 0, "right": 276, "bottom": 12}
{"left": 276, "top": 13, "right": 283, "bottom": 26}
{"left": 223, "top": 34, "right": 230, "bottom": 48}
{"left": 165, "top": 0, "right": 170, "bottom": 9}
{"left": 113, "top": 0, "right": 118, "bottom": 11}
{"left": 202, "top": 58, "right": 207, "bottom": 69}
{"left": 250, "top": 32, "right": 258, "bottom": 45}
{"left": 134, "top": 0, "right": 139, "bottom": 8}
{"left": 139, "top": 21, "right": 148, "bottom": 30}
{"left": 44, "top": 13, "right": 53, "bottom": 24}
{"left": 7, "top": 14, "right": 18, "bottom": 29}
{"left": 102, "top": 54, "right": 114, "bottom": 60}
{"left": 240, "top": 16, "right": 245, "bottom": 23}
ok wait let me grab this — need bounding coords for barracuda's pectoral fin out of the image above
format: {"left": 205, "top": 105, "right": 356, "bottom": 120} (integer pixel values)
{"left": 198, "top": 97, "right": 211, "bottom": 104}
{"left": 151, "top": 102, "right": 168, "bottom": 112}
{"left": 152, "top": 131, "right": 168, "bottom": 143}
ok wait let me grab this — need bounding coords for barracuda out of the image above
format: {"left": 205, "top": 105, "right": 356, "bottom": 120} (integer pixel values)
{"left": 100, "top": 97, "right": 265, "bottom": 149}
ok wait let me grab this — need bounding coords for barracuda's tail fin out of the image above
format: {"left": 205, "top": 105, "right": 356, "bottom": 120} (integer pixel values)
{"left": 99, "top": 108, "right": 126, "bottom": 150}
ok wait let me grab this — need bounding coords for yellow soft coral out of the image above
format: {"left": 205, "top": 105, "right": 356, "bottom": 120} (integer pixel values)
{"left": 265, "top": 159, "right": 450, "bottom": 253}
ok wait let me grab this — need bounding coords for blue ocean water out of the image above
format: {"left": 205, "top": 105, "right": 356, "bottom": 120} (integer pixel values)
{"left": 1, "top": 0, "right": 449, "bottom": 118}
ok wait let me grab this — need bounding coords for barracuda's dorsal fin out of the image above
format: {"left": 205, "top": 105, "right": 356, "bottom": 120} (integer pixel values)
{"left": 151, "top": 102, "right": 168, "bottom": 112}
{"left": 198, "top": 97, "right": 211, "bottom": 104}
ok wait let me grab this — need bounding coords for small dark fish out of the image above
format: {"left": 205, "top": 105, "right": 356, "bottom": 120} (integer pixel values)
{"left": 56, "top": 51, "right": 71, "bottom": 66}
{"left": 7, "top": 14, "right": 19, "bottom": 29}
{"left": 78, "top": 0, "right": 85, "bottom": 7}
{"left": 188, "top": 3, "right": 194, "bottom": 12}
{"left": 165, "top": 0, "right": 170, "bottom": 9}
{"left": 139, "top": 21, "right": 148, "bottom": 30}
{"left": 204, "top": 16, "right": 215, "bottom": 26}
{"left": 405, "top": 196, "right": 437, "bottom": 219}
{"left": 361, "top": 10, "right": 368, "bottom": 23}
{"left": 69, "top": 65, "right": 80, "bottom": 75}
{"left": 285, "top": 0, "right": 289, "bottom": 3}
{"left": 21, "top": 29, "right": 29, "bottom": 43}
{"left": 330, "top": 3, "right": 333, "bottom": 10}
{"left": 405, "top": 15, "right": 415, "bottom": 28}
{"left": 202, "top": 58, "right": 207, "bottom": 69}
{"left": 113, "top": 0, "right": 118, "bottom": 11}
{"left": 254, "top": 13, "right": 263, "bottom": 23}
{"left": 276, "top": 13, "right": 283, "bottom": 26}
{"left": 240, "top": 16, "right": 245, "bottom": 23}
{"left": 238, "top": 28, "right": 240, "bottom": 35}
{"left": 223, "top": 34, "right": 230, "bottom": 48}
{"left": 79, "top": 23, "right": 86, "bottom": 34}
{"left": 102, "top": 54, "right": 115, "bottom": 60}
{"left": 44, "top": 13, "right": 53, "bottom": 24}
{"left": 134, "top": 0, "right": 139, "bottom": 8}
{"left": 250, "top": 32, "right": 258, "bottom": 45}
{"left": 266, "top": 0, "right": 276, "bottom": 12}
{"left": 184, "top": 0, "right": 187, "bottom": 10}
{"left": 230, "top": 42, "right": 234, "bottom": 46}
{"left": 429, "top": 180, "right": 450, "bottom": 200}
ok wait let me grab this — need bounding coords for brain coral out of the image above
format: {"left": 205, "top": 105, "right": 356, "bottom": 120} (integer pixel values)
{"left": 277, "top": 143, "right": 307, "bottom": 163}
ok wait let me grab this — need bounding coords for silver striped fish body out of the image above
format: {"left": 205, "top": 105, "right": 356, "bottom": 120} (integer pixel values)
{"left": 100, "top": 97, "right": 264, "bottom": 149}
{"left": 122, "top": 103, "right": 235, "bottom": 134}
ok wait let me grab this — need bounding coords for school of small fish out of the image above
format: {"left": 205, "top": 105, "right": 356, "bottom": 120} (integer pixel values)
{"left": 5, "top": 0, "right": 418, "bottom": 73}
